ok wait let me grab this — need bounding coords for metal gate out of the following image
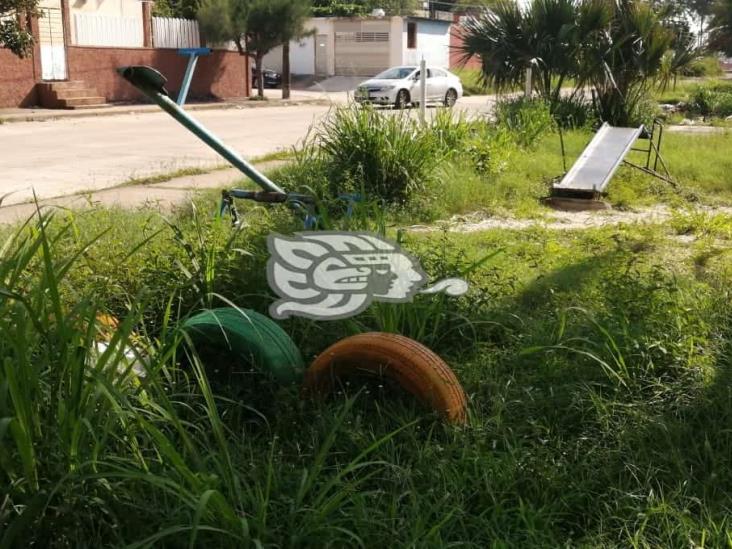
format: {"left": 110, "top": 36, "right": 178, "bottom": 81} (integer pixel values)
{"left": 38, "top": 6, "right": 67, "bottom": 80}
{"left": 334, "top": 21, "right": 389, "bottom": 76}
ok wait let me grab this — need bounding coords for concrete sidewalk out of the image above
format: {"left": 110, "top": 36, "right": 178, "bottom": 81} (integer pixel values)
{"left": 0, "top": 161, "right": 285, "bottom": 225}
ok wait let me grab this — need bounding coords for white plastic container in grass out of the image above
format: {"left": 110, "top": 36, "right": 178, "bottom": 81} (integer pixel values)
{"left": 91, "top": 314, "right": 147, "bottom": 379}
{"left": 91, "top": 341, "right": 147, "bottom": 379}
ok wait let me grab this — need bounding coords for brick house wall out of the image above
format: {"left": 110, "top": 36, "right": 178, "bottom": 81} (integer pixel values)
{"left": 0, "top": 49, "right": 40, "bottom": 107}
{"left": 66, "top": 47, "right": 249, "bottom": 103}
{"left": 449, "top": 14, "right": 481, "bottom": 71}
{"left": 0, "top": 3, "right": 250, "bottom": 108}
{"left": 1, "top": 46, "right": 250, "bottom": 108}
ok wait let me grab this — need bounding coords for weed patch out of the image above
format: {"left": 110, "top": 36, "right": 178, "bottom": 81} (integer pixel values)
{"left": 2, "top": 201, "right": 732, "bottom": 546}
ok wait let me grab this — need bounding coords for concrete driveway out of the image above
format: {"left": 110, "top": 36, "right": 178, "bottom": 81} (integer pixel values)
{"left": 0, "top": 95, "right": 497, "bottom": 207}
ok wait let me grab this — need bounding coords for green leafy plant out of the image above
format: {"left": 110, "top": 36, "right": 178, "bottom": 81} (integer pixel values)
{"left": 584, "top": 1, "right": 672, "bottom": 126}
{"left": 680, "top": 55, "right": 723, "bottom": 77}
{"left": 708, "top": 0, "right": 732, "bottom": 55}
{"left": 459, "top": 0, "right": 610, "bottom": 107}
{"left": 461, "top": 0, "right": 675, "bottom": 125}
{"left": 495, "top": 97, "right": 557, "bottom": 147}
{"left": 430, "top": 108, "right": 475, "bottom": 158}
{"left": 689, "top": 84, "right": 732, "bottom": 117}
{"left": 315, "top": 105, "right": 439, "bottom": 204}
{"left": 0, "top": 0, "right": 40, "bottom": 57}
{"left": 550, "top": 95, "right": 599, "bottom": 128}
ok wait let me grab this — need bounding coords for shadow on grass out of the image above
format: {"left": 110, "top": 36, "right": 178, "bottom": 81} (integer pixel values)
{"left": 451, "top": 241, "right": 732, "bottom": 546}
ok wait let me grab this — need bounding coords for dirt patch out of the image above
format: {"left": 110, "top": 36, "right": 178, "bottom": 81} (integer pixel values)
{"left": 666, "top": 125, "right": 728, "bottom": 134}
{"left": 407, "top": 205, "right": 732, "bottom": 233}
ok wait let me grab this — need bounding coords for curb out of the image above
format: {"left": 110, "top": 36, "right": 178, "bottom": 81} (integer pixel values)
{"left": 0, "top": 97, "right": 333, "bottom": 124}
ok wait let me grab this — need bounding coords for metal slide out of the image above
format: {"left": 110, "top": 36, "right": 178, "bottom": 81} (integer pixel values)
{"left": 552, "top": 123, "right": 643, "bottom": 199}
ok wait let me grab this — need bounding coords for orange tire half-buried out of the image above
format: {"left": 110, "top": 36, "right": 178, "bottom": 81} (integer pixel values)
{"left": 304, "top": 332, "right": 467, "bottom": 423}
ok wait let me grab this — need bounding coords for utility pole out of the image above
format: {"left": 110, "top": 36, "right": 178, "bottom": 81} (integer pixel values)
{"left": 420, "top": 58, "right": 427, "bottom": 123}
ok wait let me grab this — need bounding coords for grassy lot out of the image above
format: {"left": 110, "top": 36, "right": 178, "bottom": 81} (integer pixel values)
{"left": 2, "top": 103, "right": 732, "bottom": 547}
{"left": 654, "top": 78, "right": 732, "bottom": 105}
{"left": 654, "top": 79, "right": 732, "bottom": 126}
{"left": 426, "top": 129, "right": 732, "bottom": 218}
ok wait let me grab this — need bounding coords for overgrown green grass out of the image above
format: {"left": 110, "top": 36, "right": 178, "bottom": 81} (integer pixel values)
{"left": 265, "top": 104, "right": 731, "bottom": 224}
{"left": 415, "top": 127, "right": 732, "bottom": 220}
{"left": 3, "top": 100, "right": 732, "bottom": 547}
{"left": 681, "top": 55, "right": 725, "bottom": 78}
{"left": 452, "top": 67, "right": 490, "bottom": 96}
{"left": 3, "top": 203, "right": 732, "bottom": 546}
{"left": 655, "top": 79, "right": 732, "bottom": 120}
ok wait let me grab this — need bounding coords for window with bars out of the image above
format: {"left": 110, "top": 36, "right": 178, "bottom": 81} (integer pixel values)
{"left": 335, "top": 31, "right": 389, "bottom": 43}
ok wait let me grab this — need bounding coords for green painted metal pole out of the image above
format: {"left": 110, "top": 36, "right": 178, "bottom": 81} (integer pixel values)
{"left": 117, "top": 65, "right": 285, "bottom": 194}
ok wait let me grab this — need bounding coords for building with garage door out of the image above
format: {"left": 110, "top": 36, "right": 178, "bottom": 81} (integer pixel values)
{"left": 262, "top": 13, "right": 453, "bottom": 78}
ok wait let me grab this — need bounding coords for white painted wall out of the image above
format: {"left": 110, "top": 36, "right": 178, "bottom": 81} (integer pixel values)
{"left": 260, "top": 17, "right": 451, "bottom": 77}
{"left": 263, "top": 35, "right": 315, "bottom": 74}
{"left": 69, "top": 0, "right": 142, "bottom": 45}
{"left": 402, "top": 19, "right": 450, "bottom": 69}
{"left": 389, "top": 16, "right": 403, "bottom": 67}
{"left": 262, "top": 18, "right": 333, "bottom": 75}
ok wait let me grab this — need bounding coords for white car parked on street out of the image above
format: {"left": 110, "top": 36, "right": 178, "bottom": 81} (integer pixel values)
{"left": 354, "top": 66, "right": 464, "bottom": 109}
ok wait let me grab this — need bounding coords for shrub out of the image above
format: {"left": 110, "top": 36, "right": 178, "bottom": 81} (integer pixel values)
{"left": 315, "top": 105, "right": 439, "bottom": 204}
{"left": 689, "top": 85, "right": 732, "bottom": 118}
{"left": 463, "top": 125, "right": 515, "bottom": 175}
{"left": 451, "top": 67, "right": 490, "bottom": 96}
{"left": 592, "top": 87, "right": 659, "bottom": 127}
{"left": 681, "top": 56, "right": 724, "bottom": 78}
{"left": 495, "top": 97, "right": 556, "bottom": 147}
{"left": 550, "top": 95, "right": 598, "bottom": 129}
{"left": 430, "top": 108, "right": 475, "bottom": 158}
{"left": 268, "top": 138, "right": 332, "bottom": 199}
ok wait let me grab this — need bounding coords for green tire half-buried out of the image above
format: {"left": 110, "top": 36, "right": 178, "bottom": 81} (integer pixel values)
{"left": 182, "top": 307, "right": 305, "bottom": 385}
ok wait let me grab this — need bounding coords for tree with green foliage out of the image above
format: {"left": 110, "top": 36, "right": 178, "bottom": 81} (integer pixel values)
{"left": 651, "top": 0, "right": 715, "bottom": 45}
{"left": 583, "top": 0, "right": 673, "bottom": 125}
{"left": 0, "top": 0, "right": 39, "bottom": 57}
{"left": 459, "top": 0, "right": 611, "bottom": 107}
{"left": 709, "top": 0, "right": 732, "bottom": 54}
{"left": 311, "top": 0, "right": 417, "bottom": 16}
{"left": 460, "top": 0, "right": 674, "bottom": 126}
{"left": 198, "top": 0, "right": 312, "bottom": 99}
{"left": 311, "top": 0, "right": 366, "bottom": 16}
{"left": 687, "top": 0, "right": 715, "bottom": 46}
{"left": 152, "top": 0, "right": 201, "bottom": 19}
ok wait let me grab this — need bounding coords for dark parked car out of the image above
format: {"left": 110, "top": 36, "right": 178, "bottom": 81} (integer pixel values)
{"left": 251, "top": 67, "right": 282, "bottom": 89}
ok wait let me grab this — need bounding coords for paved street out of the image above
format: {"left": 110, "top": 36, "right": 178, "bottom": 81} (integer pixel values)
{"left": 0, "top": 95, "right": 496, "bottom": 206}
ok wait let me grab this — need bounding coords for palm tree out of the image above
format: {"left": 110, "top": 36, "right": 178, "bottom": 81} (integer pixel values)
{"left": 581, "top": 0, "right": 673, "bottom": 125}
{"left": 460, "top": 0, "right": 674, "bottom": 126}
{"left": 458, "top": 0, "right": 610, "bottom": 105}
